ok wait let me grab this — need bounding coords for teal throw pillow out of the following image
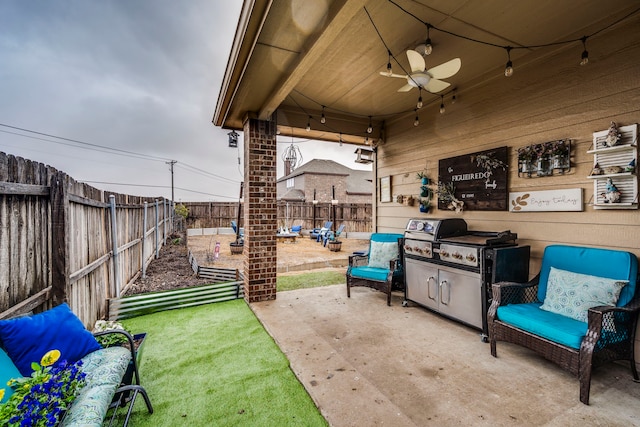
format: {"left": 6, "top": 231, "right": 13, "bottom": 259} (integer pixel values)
{"left": 0, "top": 303, "right": 101, "bottom": 376}
{"left": 368, "top": 241, "right": 399, "bottom": 269}
{"left": 540, "top": 267, "right": 627, "bottom": 323}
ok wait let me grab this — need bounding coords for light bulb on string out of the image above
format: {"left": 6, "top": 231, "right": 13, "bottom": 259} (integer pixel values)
{"left": 306, "top": 116, "right": 311, "bottom": 132}
{"left": 320, "top": 106, "right": 326, "bottom": 124}
{"left": 580, "top": 36, "right": 589, "bottom": 66}
{"left": 504, "top": 46, "right": 514, "bottom": 77}
{"left": 367, "top": 116, "right": 373, "bottom": 134}
{"left": 439, "top": 96, "right": 445, "bottom": 114}
{"left": 424, "top": 24, "right": 433, "bottom": 55}
{"left": 417, "top": 89, "right": 423, "bottom": 109}
{"left": 414, "top": 109, "right": 419, "bottom": 127}
{"left": 386, "top": 50, "right": 393, "bottom": 76}
{"left": 451, "top": 88, "right": 457, "bottom": 104}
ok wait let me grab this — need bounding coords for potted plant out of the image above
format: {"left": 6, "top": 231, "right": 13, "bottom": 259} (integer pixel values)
{"left": 419, "top": 198, "right": 430, "bottom": 213}
{"left": 416, "top": 171, "right": 429, "bottom": 185}
{"left": 517, "top": 146, "right": 536, "bottom": 176}
{"left": 551, "top": 139, "right": 570, "bottom": 170}
{"left": 327, "top": 239, "right": 342, "bottom": 252}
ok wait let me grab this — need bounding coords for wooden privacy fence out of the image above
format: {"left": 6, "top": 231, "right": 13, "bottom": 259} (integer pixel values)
{"left": 0, "top": 152, "right": 173, "bottom": 327}
{"left": 183, "top": 201, "right": 372, "bottom": 233}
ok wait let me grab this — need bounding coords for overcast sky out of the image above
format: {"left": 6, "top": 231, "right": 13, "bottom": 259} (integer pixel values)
{"left": 0, "top": 0, "right": 370, "bottom": 202}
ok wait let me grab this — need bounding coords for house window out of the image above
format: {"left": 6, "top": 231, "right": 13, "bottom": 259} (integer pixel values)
{"left": 286, "top": 178, "right": 294, "bottom": 188}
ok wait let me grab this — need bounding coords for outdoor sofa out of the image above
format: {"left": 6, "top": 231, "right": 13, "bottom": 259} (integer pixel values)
{"left": 0, "top": 303, "right": 153, "bottom": 426}
{"left": 488, "top": 244, "right": 639, "bottom": 404}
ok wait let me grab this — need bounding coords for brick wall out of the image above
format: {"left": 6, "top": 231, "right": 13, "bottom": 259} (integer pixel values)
{"left": 243, "top": 116, "right": 277, "bottom": 302}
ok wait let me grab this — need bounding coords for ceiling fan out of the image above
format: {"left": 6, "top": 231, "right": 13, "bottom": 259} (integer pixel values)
{"left": 380, "top": 50, "right": 461, "bottom": 93}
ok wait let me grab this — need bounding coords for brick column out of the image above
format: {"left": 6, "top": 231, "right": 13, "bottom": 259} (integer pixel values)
{"left": 242, "top": 115, "right": 277, "bottom": 302}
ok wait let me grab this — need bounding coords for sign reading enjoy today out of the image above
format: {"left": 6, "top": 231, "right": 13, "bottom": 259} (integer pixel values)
{"left": 509, "top": 188, "right": 583, "bottom": 212}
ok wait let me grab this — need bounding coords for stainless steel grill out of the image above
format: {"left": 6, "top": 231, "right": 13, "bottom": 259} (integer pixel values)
{"left": 402, "top": 218, "right": 530, "bottom": 340}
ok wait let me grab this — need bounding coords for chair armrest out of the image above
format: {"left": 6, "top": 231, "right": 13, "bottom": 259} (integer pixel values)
{"left": 349, "top": 254, "right": 369, "bottom": 267}
{"left": 93, "top": 329, "right": 139, "bottom": 384}
{"left": 488, "top": 275, "right": 540, "bottom": 322}
{"left": 581, "top": 297, "right": 640, "bottom": 352}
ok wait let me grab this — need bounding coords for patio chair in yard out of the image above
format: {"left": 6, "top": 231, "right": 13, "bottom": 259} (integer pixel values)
{"left": 310, "top": 221, "right": 332, "bottom": 241}
{"left": 346, "top": 233, "right": 404, "bottom": 306}
{"left": 323, "top": 224, "right": 345, "bottom": 247}
{"left": 231, "top": 220, "right": 244, "bottom": 238}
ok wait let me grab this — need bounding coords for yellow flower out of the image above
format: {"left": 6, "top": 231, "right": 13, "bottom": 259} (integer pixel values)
{"left": 40, "top": 349, "right": 61, "bottom": 367}
{"left": 0, "top": 389, "right": 4, "bottom": 401}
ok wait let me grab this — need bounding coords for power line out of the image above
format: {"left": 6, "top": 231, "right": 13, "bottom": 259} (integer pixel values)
{"left": 0, "top": 123, "right": 171, "bottom": 162}
{"left": 81, "top": 180, "right": 237, "bottom": 199}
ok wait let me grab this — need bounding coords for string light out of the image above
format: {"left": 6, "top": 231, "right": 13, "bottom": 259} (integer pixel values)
{"left": 367, "top": 116, "right": 373, "bottom": 133}
{"left": 417, "top": 89, "right": 423, "bottom": 109}
{"left": 386, "top": 49, "right": 393, "bottom": 76}
{"left": 451, "top": 88, "right": 457, "bottom": 104}
{"left": 414, "top": 109, "right": 419, "bottom": 126}
{"left": 306, "top": 116, "right": 311, "bottom": 131}
{"left": 424, "top": 24, "right": 433, "bottom": 55}
{"left": 580, "top": 36, "right": 589, "bottom": 65}
{"left": 320, "top": 106, "right": 326, "bottom": 124}
{"left": 439, "top": 96, "right": 445, "bottom": 114}
{"left": 504, "top": 46, "right": 514, "bottom": 77}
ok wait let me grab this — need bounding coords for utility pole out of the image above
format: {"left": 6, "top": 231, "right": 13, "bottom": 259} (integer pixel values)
{"left": 167, "top": 160, "right": 177, "bottom": 204}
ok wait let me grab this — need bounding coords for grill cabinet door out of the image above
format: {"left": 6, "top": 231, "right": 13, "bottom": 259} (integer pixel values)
{"left": 405, "top": 258, "right": 439, "bottom": 310}
{"left": 437, "top": 265, "right": 483, "bottom": 329}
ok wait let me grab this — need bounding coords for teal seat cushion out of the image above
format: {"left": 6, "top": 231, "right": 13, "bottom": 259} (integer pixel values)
{"left": 0, "top": 348, "right": 22, "bottom": 403}
{"left": 350, "top": 266, "right": 390, "bottom": 282}
{"left": 61, "top": 346, "right": 131, "bottom": 427}
{"left": 497, "top": 303, "right": 587, "bottom": 349}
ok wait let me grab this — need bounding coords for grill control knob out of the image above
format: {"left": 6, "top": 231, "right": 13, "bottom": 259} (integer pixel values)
{"left": 466, "top": 253, "right": 476, "bottom": 262}
{"left": 452, "top": 252, "right": 463, "bottom": 260}
{"left": 404, "top": 245, "right": 411, "bottom": 252}
{"left": 440, "top": 251, "right": 449, "bottom": 258}
{"left": 414, "top": 246, "right": 422, "bottom": 253}
{"left": 424, "top": 249, "right": 432, "bottom": 257}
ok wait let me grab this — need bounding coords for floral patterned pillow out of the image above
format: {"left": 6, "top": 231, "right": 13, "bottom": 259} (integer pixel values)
{"left": 540, "top": 267, "right": 627, "bottom": 323}
{"left": 367, "top": 242, "right": 399, "bottom": 269}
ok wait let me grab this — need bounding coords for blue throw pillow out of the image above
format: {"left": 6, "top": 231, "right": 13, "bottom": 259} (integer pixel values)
{"left": 0, "top": 348, "right": 22, "bottom": 403}
{"left": 0, "top": 303, "right": 101, "bottom": 376}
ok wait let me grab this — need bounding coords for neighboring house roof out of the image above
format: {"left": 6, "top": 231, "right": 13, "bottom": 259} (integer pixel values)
{"left": 280, "top": 189, "right": 305, "bottom": 201}
{"left": 347, "top": 170, "right": 372, "bottom": 195}
{"left": 278, "top": 159, "right": 351, "bottom": 182}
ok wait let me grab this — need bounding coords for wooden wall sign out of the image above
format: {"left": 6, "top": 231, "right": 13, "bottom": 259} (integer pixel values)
{"left": 509, "top": 188, "right": 583, "bottom": 212}
{"left": 438, "top": 147, "right": 508, "bottom": 211}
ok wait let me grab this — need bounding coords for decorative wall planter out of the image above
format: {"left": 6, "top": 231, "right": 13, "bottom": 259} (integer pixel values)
{"left": 517, "top": 140, "right": 571, "bottom": 178}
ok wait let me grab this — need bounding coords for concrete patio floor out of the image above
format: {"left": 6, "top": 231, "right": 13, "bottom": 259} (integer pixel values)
{"left": 251, "top": 285, "right": 640, "bottom": 426}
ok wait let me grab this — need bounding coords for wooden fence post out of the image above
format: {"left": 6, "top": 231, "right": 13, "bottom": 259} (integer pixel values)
{"left": 50, "top": 171, "right": 69, "bottom": 305}
{"left": 109, "top": 195, "right": 121, "bottom": 297}
{"left": 142, "top": 201, "right": 148, "bottom": 278}
{"left": 163, "top": 198, "right": 167, "bottom": 244}
{"left": 155, "top": 199, "right": 159, "bottom": 258}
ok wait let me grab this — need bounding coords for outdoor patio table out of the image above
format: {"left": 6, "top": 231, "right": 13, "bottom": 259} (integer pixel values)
{"left": 276, "top": 233, "right": 298, "bottom": 243}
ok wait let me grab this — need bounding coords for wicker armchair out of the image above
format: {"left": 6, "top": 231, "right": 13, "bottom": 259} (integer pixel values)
{"left": 346, "top": 233, "right": 404, "bottom": 306}
{"left": 488, "top": 245, "right": 639, "bottom": 405}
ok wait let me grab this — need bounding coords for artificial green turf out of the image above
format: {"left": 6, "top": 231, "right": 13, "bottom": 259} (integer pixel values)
{"left": 115, "top": 300, "right": 327, "bottom": 427}
{"left": 277, "top": 270, "right": 345, "bottom": 292}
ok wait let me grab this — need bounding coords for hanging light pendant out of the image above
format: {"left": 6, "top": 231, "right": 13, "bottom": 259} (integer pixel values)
{"left": 320, "top": 106, "right": 326, "bottom": 124}
{"left": 504, "top": 46, "right": 514, "bottom": 77}
{"left": 580, "top": 36, "right": 589, "bottom": 66}
{"left": 306, "top": 116, "right": 311, "bottom": 131}
{"left": 439, "top": 95, "right": 445, "bottom": 114}
{"left": 367, "top": 116, "right": 373, "bottom": 134}
{"left": 386, "top": 49, "right": 393, "bottom": 76}
{"left": 414, "top": 109, "right": 420, "bottom": 127}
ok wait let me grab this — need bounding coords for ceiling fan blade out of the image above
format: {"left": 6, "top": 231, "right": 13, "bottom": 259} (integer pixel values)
{"left": 397, "top": 83, "right": 414, "bottom": 92}
{"left": 379, "top": 71, "right": 409, "bottom": 79}
{"left": 427, "top": 58, "right": 461, "bottom": 80}
{"left": 406, "top": 50, "right": 425, "bottom": 73}
{"left": 424, "top": 78, "right": 450, "bottom": 93}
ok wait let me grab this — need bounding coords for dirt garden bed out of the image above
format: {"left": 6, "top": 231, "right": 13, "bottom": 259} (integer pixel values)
{"left": 123, "top": 230, "right": 369, "bottom": 296}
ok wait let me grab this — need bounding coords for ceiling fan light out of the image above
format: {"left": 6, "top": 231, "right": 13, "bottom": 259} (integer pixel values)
{"left": 415, "top": 44, "right": 427, "bottom": 56}
{"left": 504, "top": 60, "right": 514, "bottom": 77}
